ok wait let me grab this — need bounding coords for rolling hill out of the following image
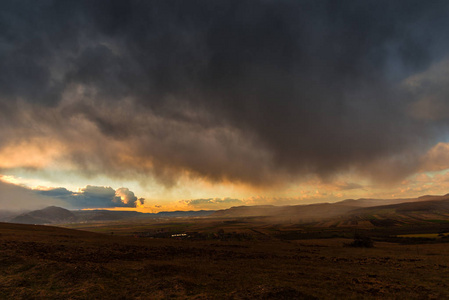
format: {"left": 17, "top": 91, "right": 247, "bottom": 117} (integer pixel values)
{"left": 8, "top": 193, "right": 449, "bottom": 226}
{"left": 10, "top": 206, "right": 76, "bottom": 225}
{"left": 212, "top": 194, "right": 449, "bottom": 226}
{"left": 346, "top": 198, "right": 449, "bottom": 225}
{"left": 8, "top": 207, "right": 216, "bottom": 225}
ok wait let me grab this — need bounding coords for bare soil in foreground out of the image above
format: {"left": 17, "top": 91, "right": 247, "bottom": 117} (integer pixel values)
{"left": 1, "top": 221, "right": 449, "bottom": 299}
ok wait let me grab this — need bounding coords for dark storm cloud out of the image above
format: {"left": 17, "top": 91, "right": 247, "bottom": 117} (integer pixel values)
{"left": 37, "top": 185, "right": 144, "bottom": 209}
{"left": 1, "top": 0, "right": 449, "bottom": 186}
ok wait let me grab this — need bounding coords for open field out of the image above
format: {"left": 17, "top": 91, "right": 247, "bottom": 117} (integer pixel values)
{"left": 397, "top": 233, "right": 449, "bottom": 239}
{"left": 2, "top": 219, "right": 449, "bottom": 299}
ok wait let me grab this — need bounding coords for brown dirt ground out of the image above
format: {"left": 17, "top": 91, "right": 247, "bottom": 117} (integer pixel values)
{"left": 1, "top": 222, "right": 449, "bottom": 299}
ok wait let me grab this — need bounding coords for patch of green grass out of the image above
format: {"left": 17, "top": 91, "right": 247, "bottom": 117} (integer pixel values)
{"left": 397, "top": 233, "right": 442, "bottom": 238}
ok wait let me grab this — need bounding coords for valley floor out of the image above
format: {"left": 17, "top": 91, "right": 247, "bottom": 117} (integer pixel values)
{"left": 1, "top": 222, "right": 449, "bottom": 299}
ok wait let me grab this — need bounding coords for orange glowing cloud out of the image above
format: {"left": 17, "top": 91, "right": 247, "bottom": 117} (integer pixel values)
{"left": 420, "top": 143, "right": 449, "bottom": 172}
{"left": 0, "top": 138, "right": 66, "bottom": 169}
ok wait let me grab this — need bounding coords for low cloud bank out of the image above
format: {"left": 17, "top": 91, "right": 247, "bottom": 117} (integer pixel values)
{"left": 37, "top": 185, "right": 144, "bottom": 209}
{"left": 0, "top": 180, "right": 63, "bottom": 211}
{"left": 181, "top": 198, "right": 244, "bottom": 209}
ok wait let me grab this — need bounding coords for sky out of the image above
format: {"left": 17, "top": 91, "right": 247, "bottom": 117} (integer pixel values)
{"left": 1, "top": 0, "right": 449, "bottom": 212}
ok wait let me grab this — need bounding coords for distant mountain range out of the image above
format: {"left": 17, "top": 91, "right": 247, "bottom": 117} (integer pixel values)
{"left": 0, "top": 209, "right": 31, "bottom": 222}
{"left": 8, "top": 206, "right": 215, "bottom": 225}
{"left": 211, "top": 194, "right": 449, "bottom": 225}
{"left": 7, "top": 193, "right": 449, "bottom": 226}
{"left": 11, "top": 206, "right": 77, "bottom": 224}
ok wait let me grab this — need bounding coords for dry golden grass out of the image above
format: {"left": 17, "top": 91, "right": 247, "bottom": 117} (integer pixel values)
{"left": 1, "top": 222, "right": 449, "bottom": 299}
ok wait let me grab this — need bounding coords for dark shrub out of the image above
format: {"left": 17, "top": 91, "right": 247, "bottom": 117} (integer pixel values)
{"left": 346, "top": 233, "right": 374, "bottom": 248}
